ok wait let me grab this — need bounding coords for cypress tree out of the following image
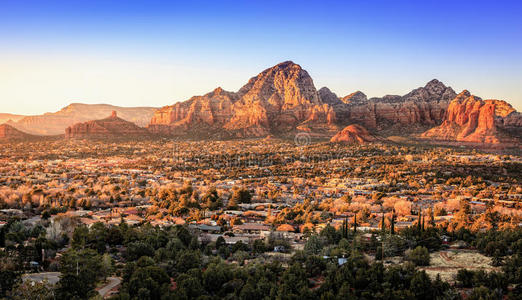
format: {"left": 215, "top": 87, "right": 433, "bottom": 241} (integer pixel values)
{"left": 381, "top": 212, "right": 385, "bottom": 234}
{"left": 391, "top": 212, "right": 395, "bottom": 235}
{"left": 417, "top": 209, "right": 422, "bottom": 232}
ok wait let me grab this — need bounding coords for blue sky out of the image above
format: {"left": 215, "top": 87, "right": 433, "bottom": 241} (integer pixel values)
{"left": 1, "top": 0, "right": 521, "bottom": 114}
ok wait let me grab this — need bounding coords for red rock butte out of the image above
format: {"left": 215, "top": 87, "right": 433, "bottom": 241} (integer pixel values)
{"left": 330, "top": 124, "right": 376, "bottom": 144}
{"left": 65, "top": 112, "right": 149, "bottom": 139}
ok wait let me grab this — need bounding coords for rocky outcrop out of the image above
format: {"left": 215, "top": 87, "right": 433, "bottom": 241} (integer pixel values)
{"left": 422, "top": 91, "right": 521, "bottom": 145}
{"left": 313, "top": 80, "right": 457, "bottom": 134}
{"left": 65, "top": 111, "right": 150, "bottom": 139}
{"left": 148, "top": 87, "right": 239, "bottom": 137}
{"left": 330, "top": 124, "right": 376, "bottom": 144}
{"left": 318, "top": 87, "right": 343, "bottom": 106}
{"left": 149, "top": 61, "right": 338, "bottom": 137}
{"left": 9, "top": 104, "right": 158, "bottom": 136}
{"left": 0, "top": 124, "right": 35, "bottom": 141}
{"left": 341, "top": 91, "right": 367, "bottom": 104}
{"left": 147, "top": 61, "right": 518, "bottom": 141}
{"left": 339, "top": 79, "right": 457, "bottom": 132}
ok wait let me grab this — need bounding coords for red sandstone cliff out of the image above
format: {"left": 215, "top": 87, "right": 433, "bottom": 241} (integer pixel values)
{"left": 149, "top": 61, "right": 337, "bottom": 137}
{"left": 422, "top": 91, "right": 521, "bottom": 145}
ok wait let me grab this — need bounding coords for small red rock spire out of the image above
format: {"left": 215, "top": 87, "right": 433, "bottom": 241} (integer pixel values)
{"left": 110, "top": 111, "right": 117, "bottom": 118}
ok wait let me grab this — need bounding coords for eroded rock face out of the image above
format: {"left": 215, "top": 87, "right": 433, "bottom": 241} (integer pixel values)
{"left": 341, "top": 79, "right": 457, "bottom": 132}
{"left": 330, "top": 124, "right": 376, "bottom": 144}
{"left": 318, "top": 87, "right": 343, "bottom": 106}
{"left": 0, "top": 124, "right": 34, "bottom": 140}
{"left": 148, "top": 87, "right": 239, "bottom": 136}
{"left": 65, "top": 111, "right": 149, "bottom": 139}
{"left": 149, "top": 61, "right": 337, "bottom": 137}
{"left": 147, "top": 61, "right": 517, "bottom": 141}
{"left": 422, "top": 91, "right": 521, "bottom": 145}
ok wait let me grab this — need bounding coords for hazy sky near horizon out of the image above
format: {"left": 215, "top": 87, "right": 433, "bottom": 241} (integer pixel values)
{"left": 1, "top": 0, "right": 521, "bottom": 115}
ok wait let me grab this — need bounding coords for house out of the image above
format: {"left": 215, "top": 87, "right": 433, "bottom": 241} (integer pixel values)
{"left": 274, "top": 246, "right": 285, "bottom": 252}
{"left": 189, "top": 224, "right": 221, "bottom": 233}
{"left": 233, "top": 223, "right": 271, "bottom": 234}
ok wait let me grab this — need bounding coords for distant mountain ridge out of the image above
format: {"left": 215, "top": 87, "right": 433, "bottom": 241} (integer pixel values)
{"left": 0, "top": 113, "right": 26, "bottom": 125}
{"left": 149, "top": 61, "right": 464, "bottom": 138}
{"left": 7, "top": 103, "right": 158, "bottom": 135}
{"left": 1, "top": 61, "right": 520, "bottom": 147}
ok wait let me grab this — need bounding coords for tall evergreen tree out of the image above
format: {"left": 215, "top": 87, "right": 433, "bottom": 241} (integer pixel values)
{"left": 391, "top": 211, "right": 396, "bottom": 235}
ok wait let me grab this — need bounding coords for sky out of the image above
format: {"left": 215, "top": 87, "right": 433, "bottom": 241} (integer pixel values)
{"left": 1, "top": 0, "right": 521, "bottom": 115}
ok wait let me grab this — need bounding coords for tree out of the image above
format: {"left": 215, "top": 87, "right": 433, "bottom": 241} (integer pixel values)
{"left": 341, "top": 217, "right": 349, "bottom": 239}
{"left": 128, "top": 265, "right": 170, "bottom": 299}
{"left": 230, "top": 187, "right": 252, "bottom": 205}
{"left": 10, "top": 279, "right": 54, "bottom": 300}
{"left": 320, "top": 225, "right": 340, "bottom": 245}
{"left": 202, "top": 187, "right": 222, "bottom": 210}
{"left": 305, "top": 255, "right": 326, "bottom": 277}
{"left": 492, "top": 249, "right": 504, "bottom": 267}
{"left": 405, "top": 246, "right": 430, "bottom": 266}
{"left": 71, "top": 225, "right": 89, "bottom": 249}
{"left": 304, "top": 235, "right": 323, "bottom": 255}
{"left": 410, "top": 271, "right": 433, "bottom": 299}
{"left": 468, "top": 286, "right": 500, "bottom": 300}
{"left": 456, "top": 269, "right": 474, "bottom": 288}
{"left": 176, "top": 274, "right": 205, "bottom": 299}
{"left": 56, "top": 248, "right": 104, "bottom": 299}
{"left": 0, "top": 269, "right": 19, "bottom": 297}
{"left": 176, "top": 250, "right": 201, "bottom": 273}
{"left": 126, "top": 241, "right": 154, "bottom": 261}
{"left": 253, "top": 239, "right": 266, "bottom": 254}
{"left": 390, "top": 211, "right": 396, "bottom": 235}
{"left": 375, "top": 246, "right": 383, "bottom": 260}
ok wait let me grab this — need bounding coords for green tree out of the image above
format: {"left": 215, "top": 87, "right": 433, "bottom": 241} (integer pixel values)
{"left": 405, "top": 246, "right": 430, "bottom": 266}
{"left": 56, "top": 248, "right": 104, "bottom": 299}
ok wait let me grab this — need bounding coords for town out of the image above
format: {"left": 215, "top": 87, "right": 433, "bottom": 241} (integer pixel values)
{"left": 0, "top": 138, "right": 520, "bottom": 299}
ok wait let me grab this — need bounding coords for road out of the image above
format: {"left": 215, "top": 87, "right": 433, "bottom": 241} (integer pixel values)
{"left": 22, "top": 272, "right": 61, "bottom": 285}
{"left": 23, "top": 273, "right": 120, "bottom": 298}
{"left": 97, "top": 277, "right": 121, "bottom": 298}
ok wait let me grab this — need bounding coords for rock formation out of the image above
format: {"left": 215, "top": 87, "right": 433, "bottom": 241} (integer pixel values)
{"left": 330, "top": 124, "right": 376, "bottom": 144}
{"left": 65, "top": 111, "right": 150, "bottom": 139}
{"left": 341, "top": 91, "right": 367, "bottom": 104}
{"left": 5, "top": 60, "right": 516, "bottom": 145}
{"left": 422, "top": 91, "right": 521, "bottom": 145}
{"left": 9, "top": 104, "right": 158, "bottom": 136}
{"left": 0, "top": 124, "right": 35, "bottom": 141}
{"left": 338, "top": 79, "right": 457, "bottom": 132}
{"left": 149, "top": 61, "right": 337, "bottom": 137}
